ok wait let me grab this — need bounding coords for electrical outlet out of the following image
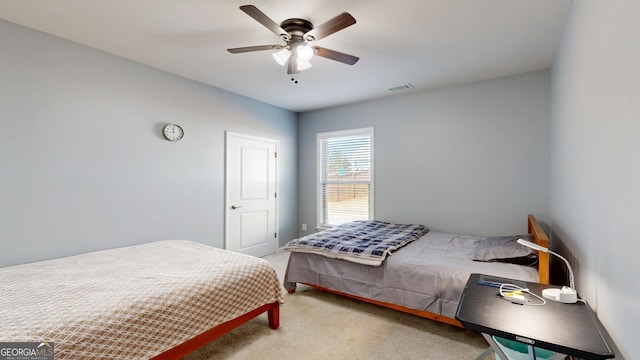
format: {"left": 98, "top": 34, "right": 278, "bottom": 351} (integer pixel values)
{"left": 302, "top": 224, "right": 307, "bottom": 231}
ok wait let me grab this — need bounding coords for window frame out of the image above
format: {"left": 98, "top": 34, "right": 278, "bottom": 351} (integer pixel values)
{"left": 316, "top": 127, "right": 374, "bottom": 229}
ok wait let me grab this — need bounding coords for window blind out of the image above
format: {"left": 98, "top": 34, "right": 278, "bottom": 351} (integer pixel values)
{"left": 318, "top": 128, "right": 373, "bottom": 227}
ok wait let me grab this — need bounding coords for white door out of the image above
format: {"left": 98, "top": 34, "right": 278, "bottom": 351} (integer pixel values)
{"left": 225, "top": 132, "right": 278, "bottom": 257}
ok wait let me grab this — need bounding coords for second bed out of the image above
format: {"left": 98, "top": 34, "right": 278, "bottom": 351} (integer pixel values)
{"left": 284, "top": 215, "right": 549, "bottom": 327}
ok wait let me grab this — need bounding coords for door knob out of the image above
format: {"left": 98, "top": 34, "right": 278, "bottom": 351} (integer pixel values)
{"left": 231, "top": 205, "right": 242, "bottom": 210}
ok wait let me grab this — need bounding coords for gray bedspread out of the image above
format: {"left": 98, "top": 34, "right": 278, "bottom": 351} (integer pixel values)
{"left": 284, "top": 231, "right": 538, "bottom": 319}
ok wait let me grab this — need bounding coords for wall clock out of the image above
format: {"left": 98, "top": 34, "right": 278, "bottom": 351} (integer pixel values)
{"left": 162, "top": 124, "right": 184, "bottom": 141}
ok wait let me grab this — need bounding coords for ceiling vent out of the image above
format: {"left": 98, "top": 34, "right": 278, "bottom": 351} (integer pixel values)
{"left": 388, "top": 83, "right": 414, "bottom": 92}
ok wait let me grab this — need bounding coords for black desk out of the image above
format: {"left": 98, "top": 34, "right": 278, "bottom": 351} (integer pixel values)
{"left": 455, "top": 274, "right": 615, "bottom": 360}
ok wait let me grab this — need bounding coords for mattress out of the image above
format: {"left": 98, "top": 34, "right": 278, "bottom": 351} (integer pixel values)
{"left": 0, "top": 240, "right": 284, "bottom": 359}
{"left": 284, "top": 231, "right": 538, "bottom": 319}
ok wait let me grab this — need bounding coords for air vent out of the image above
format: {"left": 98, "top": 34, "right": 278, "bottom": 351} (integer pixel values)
{"left": 388, "top": 83, "right": 414, "bottom": 92}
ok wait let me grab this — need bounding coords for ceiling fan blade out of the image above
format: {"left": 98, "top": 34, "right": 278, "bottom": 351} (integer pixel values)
{"left": 313, "top": 47, "right": 359, "bottom": 65}
{"left": 227, "top": 44, "right": 283, "bottom": 53}
{"left": 304, "top": 12, "right": 356, "bottom": 42}
{"left": 239, "top": 5, "right": 290, "bottom": 41}
{"left": 287, "top": 55, "right": 299, "bottom": 74}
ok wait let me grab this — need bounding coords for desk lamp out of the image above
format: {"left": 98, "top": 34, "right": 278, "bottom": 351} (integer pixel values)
{"left": 517, "top": 239, "right": 578, "bottom": 304}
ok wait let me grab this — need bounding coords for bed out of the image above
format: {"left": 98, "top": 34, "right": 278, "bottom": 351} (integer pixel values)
{"left": 0, "top": 240, "right": 284, "bottom": 359}
{"left": 284, "top": 214, "right": 549, "bottom": 327}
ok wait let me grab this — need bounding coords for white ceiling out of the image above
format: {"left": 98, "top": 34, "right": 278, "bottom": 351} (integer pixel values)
{"left": 0, "top": 0, "right": 571, "bottom": 112}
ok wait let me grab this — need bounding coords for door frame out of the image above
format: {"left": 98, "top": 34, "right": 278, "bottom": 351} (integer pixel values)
{"left": 224, "top": 131, "right": 279, "bottom": 253}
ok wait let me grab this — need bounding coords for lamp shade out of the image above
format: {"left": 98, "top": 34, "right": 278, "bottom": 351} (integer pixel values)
{"left": 272, "top": 48, "right": 291, "bottom": 66}
{"left": 296, "top": 59, "right": 313, "bottom": 71}
{"left": 296, "top": 45, "right": 314, "bottom": 61}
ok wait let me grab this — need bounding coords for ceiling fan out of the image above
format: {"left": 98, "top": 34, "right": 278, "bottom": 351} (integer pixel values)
{"left": 227, "top": 5, "right": 359, "bottom": 74}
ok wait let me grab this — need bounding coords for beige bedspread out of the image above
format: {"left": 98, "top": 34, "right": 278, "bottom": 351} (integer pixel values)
{"left": 0, "top": 240, "right": 284, "bottom": 359}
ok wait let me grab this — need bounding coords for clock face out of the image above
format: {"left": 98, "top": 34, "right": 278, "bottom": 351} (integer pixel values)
{"left": 162, "top": 124, "right": 184, "bottom": 141}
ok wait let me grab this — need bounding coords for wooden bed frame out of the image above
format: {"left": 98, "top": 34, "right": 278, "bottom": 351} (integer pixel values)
{"left": 151, "top": 302, "right": 280, "bottom": 359}
{"left": 289, "top": 214, "right": 549, "bottom": 328}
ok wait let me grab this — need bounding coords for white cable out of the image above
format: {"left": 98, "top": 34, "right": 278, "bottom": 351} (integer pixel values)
{"left": 499, "top": 283, "right": 546, "bottom": 306}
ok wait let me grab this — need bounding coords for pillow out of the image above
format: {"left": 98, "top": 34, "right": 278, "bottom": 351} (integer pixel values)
{"left": 471, "top": 235, "right": 535, "bottom": 262}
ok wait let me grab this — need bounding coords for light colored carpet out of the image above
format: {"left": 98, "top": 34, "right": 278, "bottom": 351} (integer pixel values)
{"left": 185, "top": 250, "right": 491, "bottom": 360}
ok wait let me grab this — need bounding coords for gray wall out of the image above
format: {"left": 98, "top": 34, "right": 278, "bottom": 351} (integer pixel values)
{"left": 298, "top": 71, "right": 550, "bottom": 236}
{"left": 551, "top": 1, "right": 639, "bottom": 358}
{"left": 0, "top": 20, "right": 297, "bottom": 267}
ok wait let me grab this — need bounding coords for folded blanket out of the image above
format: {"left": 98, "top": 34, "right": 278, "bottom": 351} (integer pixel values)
{"left": 284, "top": 220, "right": 429, "bottom": 266}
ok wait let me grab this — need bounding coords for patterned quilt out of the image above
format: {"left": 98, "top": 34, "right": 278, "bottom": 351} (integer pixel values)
{"left": 284, "top": 220, "right": 429, "bottom": 266}
{"left": 0, "top": 240, "right": 284, "bottom": 359}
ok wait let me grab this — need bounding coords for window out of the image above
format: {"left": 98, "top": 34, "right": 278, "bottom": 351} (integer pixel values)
{"left": 317, "top": 127, "right": 374, "bottom": 227}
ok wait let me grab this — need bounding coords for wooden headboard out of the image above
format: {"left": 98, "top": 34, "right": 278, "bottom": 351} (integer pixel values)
{"left": 528, "top": 214, "right": 550, "bottom": 285}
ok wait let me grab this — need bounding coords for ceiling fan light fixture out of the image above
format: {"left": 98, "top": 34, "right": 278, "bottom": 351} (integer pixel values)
{"left": 272, "top": 48, "right": 291, "bottom": 66}
{"left": 229, "top": 6, "right": 359, "bottom": 75}
{"left": 295, "top": 45, "right": 314, "bottom": 61}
